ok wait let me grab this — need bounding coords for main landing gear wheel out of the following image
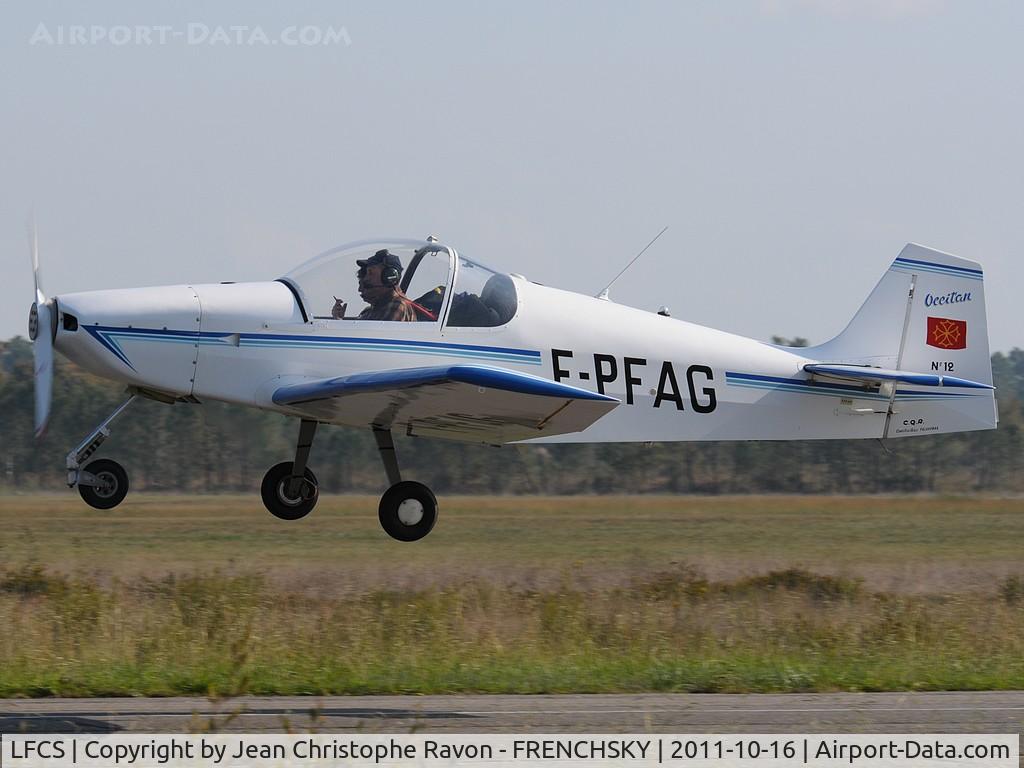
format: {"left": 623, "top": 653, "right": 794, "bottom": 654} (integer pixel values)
{"left": 78, "top": 459, "right": 129, "bottom": 510}
{"left": 261, "top": 461, "right": 319, "bottom": 520}
{"left": 378, "top": 481, "right": 438, "bottom": 542}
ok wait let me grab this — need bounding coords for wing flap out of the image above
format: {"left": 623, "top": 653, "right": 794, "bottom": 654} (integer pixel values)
{"left": 804, "top": 363, "right": 993, "bottom": 390}
{"left": 273, "top": 364, "right": 619, "bottom": 444}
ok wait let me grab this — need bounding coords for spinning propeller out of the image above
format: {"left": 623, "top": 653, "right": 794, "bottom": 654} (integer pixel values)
{"left": 27, "top": 220, "right": 54, "bottom": 438}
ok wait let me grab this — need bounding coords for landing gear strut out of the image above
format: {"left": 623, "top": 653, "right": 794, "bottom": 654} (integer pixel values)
{"left": 373, "top": 427, "right": 438, "bottom": 542}
{"left": 67, "top": 395, "right": 137, "bottom": 510}
{"left": 261, "top": 419, "right": 319, "bottom": 520}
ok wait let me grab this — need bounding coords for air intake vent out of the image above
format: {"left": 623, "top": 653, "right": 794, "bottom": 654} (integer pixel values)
{"left": 62, "top": 313, "right": 79, "bottom": 332}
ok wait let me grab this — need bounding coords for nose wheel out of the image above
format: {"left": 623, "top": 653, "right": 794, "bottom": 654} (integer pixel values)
{"left": 78, "top": 459, "right": 130, "bottom": 510}
{"left": 378, "top": 481, "right": 438, "bottom": 542}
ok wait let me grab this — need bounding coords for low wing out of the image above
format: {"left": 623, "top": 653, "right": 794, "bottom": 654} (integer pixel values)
{"left": 803, "top": 363, "right": 993, "bottom": 390}
{"left": 272, "top": 364, "right": 619, "bottom": 444}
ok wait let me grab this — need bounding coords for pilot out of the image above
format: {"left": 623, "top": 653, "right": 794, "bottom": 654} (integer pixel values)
{"left": 332, "top": 249, "right": 432, "bottom": 321}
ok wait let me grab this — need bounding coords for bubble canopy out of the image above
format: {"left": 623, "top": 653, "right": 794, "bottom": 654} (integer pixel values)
{"left": 280, "top": 239, "right": 518, "bottom": 327}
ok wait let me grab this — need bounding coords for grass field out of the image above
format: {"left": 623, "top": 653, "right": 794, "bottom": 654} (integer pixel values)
{"left": 1, "top": 494, "right": 1023, "bottom": 696}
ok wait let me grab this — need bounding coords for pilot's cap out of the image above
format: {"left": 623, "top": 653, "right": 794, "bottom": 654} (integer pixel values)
{"left": 357, "top": 249, "right": 403, "bottom": 272}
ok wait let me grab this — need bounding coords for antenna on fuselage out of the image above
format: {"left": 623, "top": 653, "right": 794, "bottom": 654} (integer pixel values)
{"left": 596, "top": 225, "right": 668, "bottom": 301}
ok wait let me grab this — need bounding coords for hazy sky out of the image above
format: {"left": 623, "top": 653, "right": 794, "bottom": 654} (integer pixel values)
{"left": 2, "top": 1, "right": 1022, "bottom": 352}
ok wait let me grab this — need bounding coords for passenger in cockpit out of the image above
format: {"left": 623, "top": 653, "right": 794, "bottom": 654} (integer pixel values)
{"left": 331, "top": 249, "right": 435, "bottom": 322}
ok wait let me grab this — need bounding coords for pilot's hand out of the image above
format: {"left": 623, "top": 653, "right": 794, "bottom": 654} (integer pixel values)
{"left": 331, "top": 297, "right": 347, "bottom": 319}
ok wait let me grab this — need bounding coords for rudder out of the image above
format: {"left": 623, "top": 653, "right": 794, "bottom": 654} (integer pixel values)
{"left": 891, "top": 244, "right": 990, "bottom": 387}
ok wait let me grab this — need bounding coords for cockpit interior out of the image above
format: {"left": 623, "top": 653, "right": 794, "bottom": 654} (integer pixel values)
{"left": 282, "top": 239, "right": 518, "bottom": 327}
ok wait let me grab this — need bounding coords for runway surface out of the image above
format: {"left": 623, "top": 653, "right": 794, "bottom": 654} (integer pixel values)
{"left": 1, "top": 693, "right": 1023, "bottom": 734}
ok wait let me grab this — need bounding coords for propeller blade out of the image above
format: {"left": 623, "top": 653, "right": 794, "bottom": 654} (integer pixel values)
{"left": 28, "top": 218, "right": 53, "bottom": 438}
{"left": 33, "top": 301, "right": 53, "bottom": 438}
{"left": 29, "top": 215, "right": 43, "bottom": 303}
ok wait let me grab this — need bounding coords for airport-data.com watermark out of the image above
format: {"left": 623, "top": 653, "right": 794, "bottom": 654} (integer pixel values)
{"left": 28, "top": 23, "right": 351, "bottom": 47}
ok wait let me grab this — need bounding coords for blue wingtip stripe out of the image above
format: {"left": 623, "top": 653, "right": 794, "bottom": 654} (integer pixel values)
{"left": 274, "top": 364, "right": 618, "bottom": 406}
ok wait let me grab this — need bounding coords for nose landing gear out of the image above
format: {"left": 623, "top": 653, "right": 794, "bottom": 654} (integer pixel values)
{"left": 67, "top": 394, "right": 137, "bottom": 510}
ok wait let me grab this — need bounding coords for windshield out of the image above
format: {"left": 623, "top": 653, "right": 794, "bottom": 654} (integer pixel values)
{"left": 283, "top": 240, "right": 453, "bottom": 322}
{"left": 445, "top": 255, "right": 519, "bottom": 328}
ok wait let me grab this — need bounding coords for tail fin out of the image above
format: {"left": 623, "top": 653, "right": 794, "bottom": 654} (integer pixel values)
{"left": 808, "top": 243, "right": 996, "bottom": 436}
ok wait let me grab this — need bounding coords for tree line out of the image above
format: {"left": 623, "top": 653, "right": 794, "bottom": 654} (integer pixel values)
{"left": 2, "top": 336, "right": 1022, "bottom": 494}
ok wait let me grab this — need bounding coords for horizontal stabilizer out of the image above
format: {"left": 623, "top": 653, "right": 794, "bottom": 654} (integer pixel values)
{"left": 804, "top": 363, "right": 993, "bottom": 390}
{"left": 272, "top": 364, "right": 619, "bottom": 444}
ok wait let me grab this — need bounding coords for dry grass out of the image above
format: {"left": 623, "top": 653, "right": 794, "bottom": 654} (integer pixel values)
{"left": 1, "top": 494, "right": 1022, "bottom": 592}
{"left": 1, "top": 562, "right": 1023, "bottom": 696}
{"left": 0, "top": 494, "right": 1022, "bottom": 696}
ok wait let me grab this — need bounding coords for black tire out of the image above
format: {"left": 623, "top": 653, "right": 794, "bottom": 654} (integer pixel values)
{"left": 78, "top": 459, "right": 129, "bottom": 510}
{"left": 261, "top": 461, "right": 319, "bottom": 521}
{"left": 378, "top": 481, "right": 438, "bottom": 542}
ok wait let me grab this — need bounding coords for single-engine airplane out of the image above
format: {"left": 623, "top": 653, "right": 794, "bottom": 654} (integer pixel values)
{"left": 28, "top": 233, "right": 996, "bottom": 541}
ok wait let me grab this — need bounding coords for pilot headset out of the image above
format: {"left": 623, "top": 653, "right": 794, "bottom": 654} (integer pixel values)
{"left": 358, "top": 259, "right": 402, "bottom": 287}
{"left": 381, "top": 263, "right": 401, "bottom": 287}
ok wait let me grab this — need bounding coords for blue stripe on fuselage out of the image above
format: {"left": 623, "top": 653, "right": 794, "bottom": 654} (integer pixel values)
{"left": 83, "top": 325, "right": 542, "bottom": 369}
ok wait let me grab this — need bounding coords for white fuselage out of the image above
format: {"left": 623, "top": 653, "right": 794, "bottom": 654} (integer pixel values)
{"left": 52, "top": 265, "right": 995, "bottom": 444}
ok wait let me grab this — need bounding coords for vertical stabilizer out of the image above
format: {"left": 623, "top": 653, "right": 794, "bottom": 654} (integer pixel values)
{"left": 806, "top": 243, "right": 995, "bottom": 436}
{"left": 809, "top": 243, "right": 991, "bottom": 385}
